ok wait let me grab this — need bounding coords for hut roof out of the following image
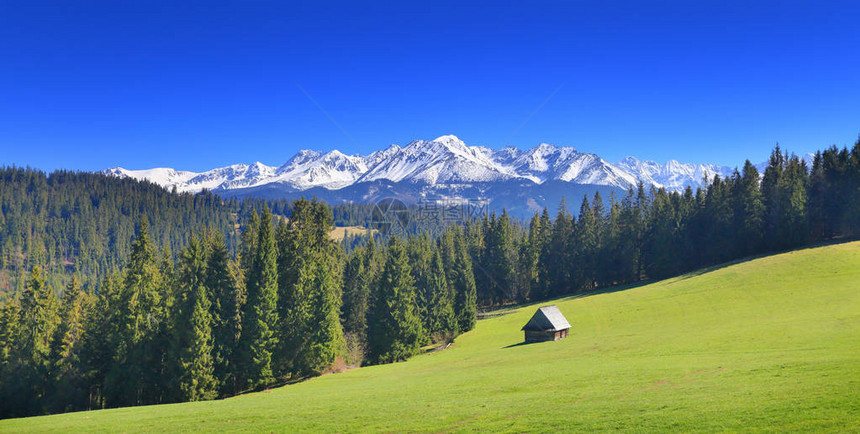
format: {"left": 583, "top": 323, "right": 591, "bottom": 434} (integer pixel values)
{"left": 521, "top": 305, "right": 571, "bottom": 332}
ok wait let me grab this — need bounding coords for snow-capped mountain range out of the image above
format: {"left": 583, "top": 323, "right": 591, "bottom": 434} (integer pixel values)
{"left": 104, "top": 135, "right": 734, "bottom": 195}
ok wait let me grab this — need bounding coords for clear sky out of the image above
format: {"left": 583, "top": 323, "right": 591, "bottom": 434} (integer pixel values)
{"left": 1, "top": 0, "right": 858, "bottom": 172}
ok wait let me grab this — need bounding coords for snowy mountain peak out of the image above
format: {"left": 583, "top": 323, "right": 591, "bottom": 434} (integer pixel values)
{"left": 103, "top": 135, "right": 738, "bottom": 195}
{"left": 432, "top": 134, "right": 466, "bottom": 146}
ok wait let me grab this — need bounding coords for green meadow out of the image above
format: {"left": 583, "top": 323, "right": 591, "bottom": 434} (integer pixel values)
{"left": 3, "top": 241, "right": 858, "bottom": 432}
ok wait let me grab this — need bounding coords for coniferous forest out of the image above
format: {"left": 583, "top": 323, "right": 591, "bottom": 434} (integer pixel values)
{"left": 1, "top": 141, "right": 859, "bottom": 418}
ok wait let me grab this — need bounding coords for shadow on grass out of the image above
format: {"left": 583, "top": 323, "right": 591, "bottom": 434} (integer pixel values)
{"left": 502, "top": 341, "right": 533, "bottom": 349}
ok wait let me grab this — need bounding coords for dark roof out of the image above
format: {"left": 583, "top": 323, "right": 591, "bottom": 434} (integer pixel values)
{"left": 521, "top": 305, "right": 571, "bottom": 332}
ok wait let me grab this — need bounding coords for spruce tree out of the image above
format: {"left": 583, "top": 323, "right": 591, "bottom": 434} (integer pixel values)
{"left": 239, "top": 208, "right": 279, "bottom": 389}
{"left": 205, "top": 231, "right": 243, "bottom": 396}
{"left": 451, "top": 227, "right": 477, "bottom": 333}
{"left": 14, "top": 266, "right": 59, "bottom": 416}
{"left": 171, "top": 237, "right": 217, "bottom": 402}
{"left": 547, "top": 198, "right": 574, "bottom": 296}
{"left": 48, "top": 277, "right": 88, "bottom": 414}
{"left": 106, "top": 220, "right": 167, "bottom": 407}
{"left": 0, "top": 299, "right": 22, "bottom": 418}
{"left": 298, "top": 249, "right": 344, "bottom": 375}
{"left": 534, "top": 208, "right": 554, "bottom": 299}
{"left": 0, "top": 299, "right": 20, "bottom": 369}
{"left": 78, "top": 274, "right": 121, "bottom": 411}
{"left": 761, "top": 146, "right": 786, "bottom": 250}
{"left": 518, "top": 213, "right": 542, "bottom": 302}
{"left": 422, "top": 248, "right": 457, "bottom": 341}
{"left": 367, "top": 237, "right": 424, "bottom": 364}
{"left": 275, "top": 199, "right": 344, "bottom": 377}
{"left": 734, "top": 161, "right": 765, "bottom": 256}
{"left": 575, "top": 196, "right": 597, "bottom": 291}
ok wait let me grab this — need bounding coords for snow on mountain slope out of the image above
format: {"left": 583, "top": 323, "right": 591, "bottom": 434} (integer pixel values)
{"left": 510, "top": 143, "right": 637, "bottom": 188}
{"left": 358, "top": 135, "right": 515, "bottom": 184}
{"left": 272, "top": 150, "right": 368, "bottom": 189}
{"left": 104, "top": 167, "right": 199, "bottom": 190}
{"left": 103, "top": 135, "right": 742, "bottom": 195}
{"left": 616, "top": 157, "right": 734, "bottom": 190}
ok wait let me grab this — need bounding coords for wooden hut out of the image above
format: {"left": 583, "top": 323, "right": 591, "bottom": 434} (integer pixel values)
{"left": 521, "top": 305, "right": 571, "bottom": 343}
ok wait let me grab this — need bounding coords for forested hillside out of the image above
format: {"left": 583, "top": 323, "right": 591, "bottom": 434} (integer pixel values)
{"left": 0, "top": 140, "right": 858, "bottom": 419}
{"left": 0, "top": 169, "right": 246, "bottom": 297}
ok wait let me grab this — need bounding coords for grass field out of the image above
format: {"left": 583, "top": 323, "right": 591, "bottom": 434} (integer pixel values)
{"left": 3, "top": 241, "right": 859, "bottom": 432}
{"left": 329, "top": 225, "right": 375, "bottom": 241}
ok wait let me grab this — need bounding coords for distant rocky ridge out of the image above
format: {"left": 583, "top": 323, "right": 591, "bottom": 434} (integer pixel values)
{"left": 105, "top": 135, "right": 734, "bottom": 197}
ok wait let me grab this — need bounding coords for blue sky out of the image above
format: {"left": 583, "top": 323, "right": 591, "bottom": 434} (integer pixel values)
{"left": 1, "top": 0, "right": 858, "bottom": 172}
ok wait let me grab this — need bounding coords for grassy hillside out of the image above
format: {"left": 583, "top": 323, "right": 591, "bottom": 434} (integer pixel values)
{"left": 3, "top": 242, "right": 859, "bottom": 432}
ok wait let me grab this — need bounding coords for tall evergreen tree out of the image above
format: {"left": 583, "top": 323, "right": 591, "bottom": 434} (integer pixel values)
{"left": 367, "top": 237, "right": 424, "bottom": 364}
{"left": 422, "top": 247, "right": 457, "bottom": 341}
{"left": 205, "top": 231, "right": 243, "bottom": 396}
{"left": 761, "top": 145, "right": 786, "bottom": 250}
{"left": 342, "top": 235, "right": 379, "bottom": 346}
{"left": 239, "top": 208, "right": 278, "bottom": 389}
{"left": 105, "top": 220, "right": 168, "bottom": 407}
{"left": 276, "top": 199, "right": 344, "bottom": 377}
{"left": 171, "top": 237, "right": 217, "bottom": 402}
{"left": 78, "top": 274, "right": 121, "bottom": 410}
{"left": 733, "top": 161, "right": 765, "bottom": 256}
{"left": 451, "top": 227, "right": 477, "bottom": 333}
{"left": 546, "top": 199, "right": 574, "bottom": 296}
{"left": 574, "top": 196, "right": 597, "bottom": 291}
{"left": 297, "top": 246, "right": 344, "bottom": 375}
{"left": 48, "top": 277, "right": 88, "bottom": 414}
{"left": 12, "top": 266, "right": 60, "bottom": 415}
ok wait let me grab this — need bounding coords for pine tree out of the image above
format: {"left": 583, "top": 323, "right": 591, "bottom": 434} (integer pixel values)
{"left": 171, "top": 236, "right": 217, "bottom": 402}
{"left": 341, "top": 237, "right": 375, "bottom": 338}
{"left": 517, "top": 213, "right": 543, "bottom": 302}
{"left": 451, "top": 227, "right": 477, "bottom": 333}
{"left": 12, "top": 265, "right": 59, "bottom": 416}
{"left": 547, "top": 198, "right": 574, "bottom": 296}
{"left": 761, "top": 145, "right": 786, "bottom": 250}
{"left": 205, "top": 231, "right": 243, "bottom": 396}
{"left": 534, "top": 208, "right": 554, "bottom": 299}
{"left": 341, "top": 235, "right": 377, "bottom": 363}
{"left": 778, "top": 155, "right": 810, "bottom": 248}
{"left": 642, "top": 188, "right": 679, "bottom": 279}
{"left": 407, "top": 235, "right": 433, "bottom": 344}
{"left": 367, "top": 237, "right": 423, "bottom": 364}
{"left": 575, "top": 195, "right": 597, "bottom": 291}
{"left": 276, "top": 199, "right": 344, "bottom": 377}
{"left": 105, "top": 220, "right": 168, "bottom": 407}
{"left": 78, "top": 274, "right": 121, "bottom": 410}
{"left": 602, "top": 192, "right": 624, "bottom": 285}
{"left": 733, "top": 161, "right": 765, "bottom": 256}
{"left": 48, "top": 277, "right": 88, "bottom": 414}
{"left": 239, "top": 210, "right": 260, "bottom": 273}
{"left": 297, "top": 248, "right": 344, "bottom": 375}
{"left": 422, "top": 248, "right": 457, "bottom": 341}
{"left": 0, "top": 299, "right": 20, "bottom": 369}
{"left": 0, "top": 299, "right": 22, "bottom": 418}
{"left": 850, "top": 138, "right": 860, "bottom": 235}
{"left": 239, "top": 208, "right": 279, "bottom": 389}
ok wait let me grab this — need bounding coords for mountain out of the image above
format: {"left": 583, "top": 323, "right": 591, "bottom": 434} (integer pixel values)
{"left": 104, "top": 135, "right": 740, "bottom": 216}
{"left": 615, "top": 157, "right": 734, "bottom": 190}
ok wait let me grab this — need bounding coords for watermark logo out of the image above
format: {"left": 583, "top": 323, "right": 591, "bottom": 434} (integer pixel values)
{"left": 370, "top": 198, "right": 410, "bottom": 236}
{"left": 370, "top": 197, "right": 489, "bottom": 235}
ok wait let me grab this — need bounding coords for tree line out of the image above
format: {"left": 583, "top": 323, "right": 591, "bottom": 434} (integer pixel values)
{"left": 0, "top": 198, "right": 477, "bottom": 418}
{"left": 0, "top": 168, "right": 249, "bottom": 298}
{"left": 466, "top": 142, "right": 860, "bottom": 303}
